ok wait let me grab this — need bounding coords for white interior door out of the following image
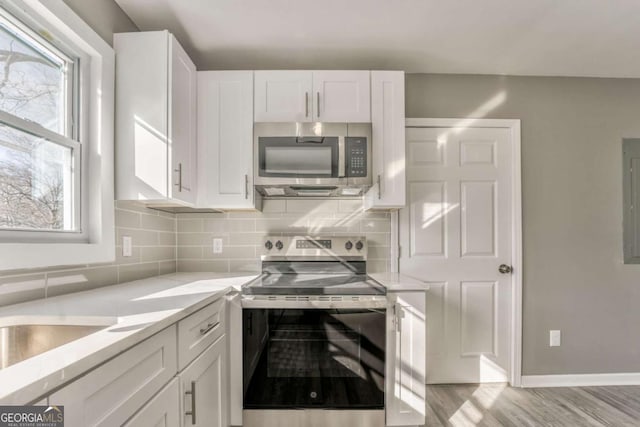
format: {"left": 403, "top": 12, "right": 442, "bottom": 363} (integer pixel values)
{"left": 400, "top": 123, "right": 515, "bottom": 384}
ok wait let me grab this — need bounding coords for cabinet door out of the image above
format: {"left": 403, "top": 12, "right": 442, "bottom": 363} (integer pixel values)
{"left": 365, "top": 71, "right": 406, "bottom": 209}
{"left": 124, "top": 378, "right": 180, "bottom": 427}
{"left": 114, "top": 31, "right": 170, "bottom": 201}
{"left": 254, "top": 71, "right": 312, "bottom": 122}
{"left": 50, "top": 326, "right": 177, "bottom": 427}
{"left": 169, "top": 35, "right": 197, "bottom": 205}
{"left": 312, "top": 71, "right": 370, "bottom": 122}
{"left": 386, "top": 291, "right": 426, "bottom": 426}
{"left": 197, "top": 71, "right": 255, "bottom": 209}
{"left": 180, "top": 335, "right": 227, "bottom": 427}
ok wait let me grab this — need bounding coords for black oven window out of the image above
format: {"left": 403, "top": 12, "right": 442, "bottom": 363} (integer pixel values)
{"left": 243, "top": 309, "right": 385, "bottom": 409}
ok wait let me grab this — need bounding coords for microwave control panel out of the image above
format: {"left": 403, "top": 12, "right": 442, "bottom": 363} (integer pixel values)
{"left": 345, "top": 137, "right": 368, "bottom": 177}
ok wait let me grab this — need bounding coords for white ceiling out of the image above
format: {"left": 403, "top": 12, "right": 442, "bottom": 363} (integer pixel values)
{"left": 115, "top": 0, "right": 640, "bottom": 78}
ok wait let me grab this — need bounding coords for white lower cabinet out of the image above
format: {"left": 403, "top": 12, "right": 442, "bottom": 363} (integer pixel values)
{"left": 47, "top": 299, "right": 230, "bottom": 427}
{"left": 179, "top": 335, "right": 227, "bottom": 427}
{"left": 386, "top": 291, "right": 426, "bottom": 426}
{"left": 50, "top": 326, "right": 178, "bottom": 427}
{"left": 124, "top": 378, "right": 180, "bottom": 427}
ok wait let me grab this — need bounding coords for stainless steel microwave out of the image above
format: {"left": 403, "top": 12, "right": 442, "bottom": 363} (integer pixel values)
{"left": 254, "top": 122, "right": 372, "bottom": 197}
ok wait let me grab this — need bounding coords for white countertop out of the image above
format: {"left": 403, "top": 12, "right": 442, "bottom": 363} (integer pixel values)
{"left": 0, "top": 270, "right": 426, "bottom": 404}
{"left": 369, "top": 272, "right": 430, "bottom": 291}
{"left": 0, "top": 272, "right": 258, "bottom": 405}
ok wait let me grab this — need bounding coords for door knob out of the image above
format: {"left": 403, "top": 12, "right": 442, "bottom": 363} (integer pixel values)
{"left": 499, "top": 264, "right": 513, "bottom": 274}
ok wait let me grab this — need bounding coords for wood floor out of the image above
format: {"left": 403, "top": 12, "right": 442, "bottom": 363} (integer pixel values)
{"left": 425, "top": 384, "right": 640, "bottom": 426}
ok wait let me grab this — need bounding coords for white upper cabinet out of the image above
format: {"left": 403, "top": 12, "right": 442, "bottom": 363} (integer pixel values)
{"left": 313, "top": 70, "right": 370, "bottom": 122}
{"left": 365, "top": 71, "right": 406, "bottom": 209}
{"left": 254, "top": 71, "right": 312, "bottom": 122}
{"left": 114, "top": 31, "right": 197, "bottom": 205}
{"left": 254, "top": 70, "right": 370, "bottom": 122}
{"left": 197, "top": 71, "right": 255, "bottom": 209}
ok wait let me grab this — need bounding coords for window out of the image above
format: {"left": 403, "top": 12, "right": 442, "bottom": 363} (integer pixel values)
{"left": 0, "top": 8, "right": 80, "bottom": 233}
{"left": 0, "top": 0, "right": 115, "bottom": 270}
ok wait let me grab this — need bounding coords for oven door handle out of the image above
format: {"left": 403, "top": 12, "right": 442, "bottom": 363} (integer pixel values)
{"left": 241, "top": 298, "right": 388, "bottom": 309}
{"left": 338, "top": 136, "right": 346, "bottom": 178}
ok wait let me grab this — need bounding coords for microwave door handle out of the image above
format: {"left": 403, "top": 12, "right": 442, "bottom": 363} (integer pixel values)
{"left": 338, "top": 136, "right": 346, "bottom": 177}
{"left": 296, "top": 136, "right": 324, "bottom": 144}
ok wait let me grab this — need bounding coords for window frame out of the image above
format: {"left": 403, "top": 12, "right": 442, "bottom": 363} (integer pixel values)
{"left": 0, "top": 3, "right": 85, "bottom": 240}
{"left": 0, "top": 0, "right": 115, "bottom": 270}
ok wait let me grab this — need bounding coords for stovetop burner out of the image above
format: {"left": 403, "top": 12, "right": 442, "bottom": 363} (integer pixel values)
{"left": 242, "top": 236, "right": 386, "bottom": 297}
{"left": 242, "top": 273, "right": 386, "bottom": 296}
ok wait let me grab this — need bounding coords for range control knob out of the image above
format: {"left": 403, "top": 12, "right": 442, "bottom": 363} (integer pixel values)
{"left": 345, "top": 241, "right": 353, "bottom": 250}
{"left": 275, "top": 240, "right": 284, "bottom": 250}
{"left": 355, "top": 241, "right": 364, "bottom": 251}
{"left": 264, "top": 240, "right": 273, "bottom": 250}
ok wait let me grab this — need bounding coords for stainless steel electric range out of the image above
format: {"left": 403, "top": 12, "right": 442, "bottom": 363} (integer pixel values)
{"left": 241, "top": 236, "right": 387, "bottom": 427}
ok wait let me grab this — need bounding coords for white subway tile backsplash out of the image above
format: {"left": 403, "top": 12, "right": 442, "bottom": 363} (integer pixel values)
{"left": 141, "top": 214, "right": 176, "bottom": 232}
{"left": 1, "top": 198, "right": 391, "bottom": 306}
{"left": 47, "top": 266, "right": 118, "bottom": 297}
{"left": 285, "top": 199, "right": 339, "bottom": 213}
{"left": 140, "top": 246, "right": 176, "bottom": 263}
{"left": 118, "top": 262, "right": 160, "bottom": 283}
{"left": 177, "top": 246, "right": 204, "bottom": 259}
{"left": 261, "top": 199, "right": 286, "bottom": 212}
{"left": 177, "top": 218, "right": 204, "bottom": 232}
{"left": 0, "top": 202, "right": 177, "bottom": 306}
{"left": 203, "top": 246, "right": 255, "bottom": 260}
{"left": 115, "top": 209, "right": 141, "bottom": 229}
{"left": 176, "top": 198, "right": 391, "bottom": 275}
{"left": 0, "top": 274, "right": 46, "bottom": 306}
{"left": 177, "top": 260, "right": 229, "bottom": 272}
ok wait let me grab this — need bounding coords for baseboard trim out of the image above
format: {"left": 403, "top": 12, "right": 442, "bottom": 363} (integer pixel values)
{"left": 521, "top": 373, "right": 640, "bottom": 388}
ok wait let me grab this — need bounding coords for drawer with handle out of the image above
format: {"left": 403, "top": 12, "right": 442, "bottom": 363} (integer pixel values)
{"left": 178, "top": 297, "right": 225, "bottom": 370}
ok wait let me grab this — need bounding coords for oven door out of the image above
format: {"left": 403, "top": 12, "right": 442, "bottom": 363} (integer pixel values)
{"left": 243, "top": 308, "right": 385, "bottom": 409}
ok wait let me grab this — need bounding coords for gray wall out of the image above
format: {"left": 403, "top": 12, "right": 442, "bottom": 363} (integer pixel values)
{"left": 176, "top": 199, "right": 391, "bottom": 274}
{"left": 406, "top": 73, "right": 640, "bottom": 375}
{"left": 62, "top": 0, "right": 137, "bottom": 45}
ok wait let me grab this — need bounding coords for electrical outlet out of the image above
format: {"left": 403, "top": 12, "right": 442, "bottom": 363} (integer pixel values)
{"left": 549, "top": 330, "right": 561, "bottom": 347}
{"left": 213, "top": 238, "right": 223, "bottom": 254}
{"left": 122, "top": 236, "right": 132, "bottom": 257}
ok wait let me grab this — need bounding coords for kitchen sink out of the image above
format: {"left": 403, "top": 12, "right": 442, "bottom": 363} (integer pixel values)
{"left": 0, "top": 319, "right": 115, "bottom": 370}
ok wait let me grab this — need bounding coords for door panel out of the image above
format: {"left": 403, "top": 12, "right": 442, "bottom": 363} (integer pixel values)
{"left": 460, "top": 181, "right": 496, "bottom": 256}
{"left": 254, "top": 71, "right": 312, "bottom": 122}
{"left": 170, "top": 36, "right": 197, "bottom": 204}
{"left": 312, "top": 71, "right": 370, "bottom": 122}
{"left": 400, "top": 125, "right": 513, "bottom": 384}
{"left": 409, "top": 181, "right": 446, "bottom": 256}
{"left": 197, "top": 71, "right": 254, "bottom": 208}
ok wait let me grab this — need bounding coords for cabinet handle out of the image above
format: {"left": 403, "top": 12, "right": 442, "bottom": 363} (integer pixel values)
{"left": 247, "top": 312, "right": 253, "bottom": 335}
{"left": 245, "top": 174, "right": 249, "bottom": 199}
{"left": 377, "top": 174, "right": 382, "bottom": 199}
{"left": 174, "top": 163, "right": 183, "bottom": 192}
{"left": 199, "top": 321, "right": 219, "bottom": 335}
{"left": 317, "top": 92, "right": 320, "bottom": 118}
{"left": 394, "top": 304, "right": 402, "bottom": 333}
{"left": 305, "top": 92, "right": 309, "bottom": 117}
{"left": 185, "top": 380, "right": 196, "bottom": 424}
